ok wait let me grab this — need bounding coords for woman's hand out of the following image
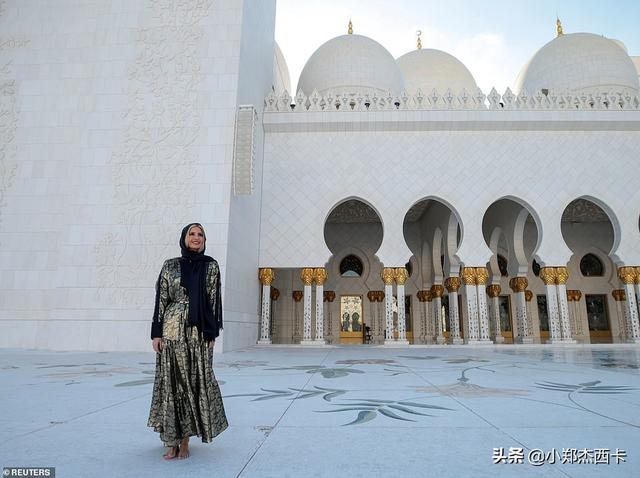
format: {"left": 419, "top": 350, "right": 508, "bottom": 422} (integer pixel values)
{"left": 152, "top": 337, "right": 163, "bottom": 353}
{"left": 208, "top": 340, "right": 215, "bottom": 349}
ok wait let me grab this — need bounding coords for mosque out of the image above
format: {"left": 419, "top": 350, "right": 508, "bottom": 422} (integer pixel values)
{"left": 0, "top": 1, "right": 639, "bottom": 351}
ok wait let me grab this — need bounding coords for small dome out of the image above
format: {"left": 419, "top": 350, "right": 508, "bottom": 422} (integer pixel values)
{"left": 515, "top": 32, "right": 639, "bottom": 95}
{"left": 297, "top": 34, "right": 404, "bottom": 96}
{"left": 397, "top": 48, "right": 478, "bottom": 95}
{"left": 273, "top": 42, "right": 291, "bottom": 95}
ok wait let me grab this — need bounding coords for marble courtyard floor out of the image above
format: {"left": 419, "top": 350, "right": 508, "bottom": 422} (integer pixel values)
{"left": 1, "top": 345, "right": 639, "bottom": 477}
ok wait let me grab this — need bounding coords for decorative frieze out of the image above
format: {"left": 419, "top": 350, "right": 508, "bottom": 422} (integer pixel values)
{"left": 265, "top": 87, "right": 640, "bottom": 113}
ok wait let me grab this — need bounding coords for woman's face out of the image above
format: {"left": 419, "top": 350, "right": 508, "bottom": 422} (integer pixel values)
{"left": 186, "top": 226, "right": 204, "bottom": 252}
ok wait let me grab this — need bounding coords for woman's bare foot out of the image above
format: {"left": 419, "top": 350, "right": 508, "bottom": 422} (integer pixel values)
{"left": 162, "top": 446, "right": 178, "bottom": 460}
{"left": 178, "top": 437, "right": 190, "bottom": 459}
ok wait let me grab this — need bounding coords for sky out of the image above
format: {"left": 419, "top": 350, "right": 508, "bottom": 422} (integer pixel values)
{"left": 275, "top": 0, "right": 640, "bottom": 95}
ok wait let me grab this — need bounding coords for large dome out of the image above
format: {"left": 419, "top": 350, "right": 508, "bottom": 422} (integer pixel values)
{"left": 273, "top": 42, "right": 291, "bottom": 95}
{"left": 515, "top": 32, "right": 639, "bottom": 95}
{"left": 297, "top": 34, "right": 404, "bottom": 96}
{"left": 397, "top": 48, "right": 477, "bottom": 95}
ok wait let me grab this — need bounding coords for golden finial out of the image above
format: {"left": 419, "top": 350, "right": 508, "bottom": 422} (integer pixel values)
{"left": 416, "top": 30, "right": 422, "bottom": 50}
{"left": 556, "top": 17, "right": 564, "bottom": 37}
{"left": 348, "top": 19, "right": 353, "bottom": 34}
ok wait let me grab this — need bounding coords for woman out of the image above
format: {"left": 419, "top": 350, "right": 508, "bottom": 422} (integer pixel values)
{"left": 148, "top": 223, "right": 228, "bottom": 460}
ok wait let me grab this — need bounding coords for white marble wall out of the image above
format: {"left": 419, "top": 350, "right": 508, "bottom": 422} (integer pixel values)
{"left": 222, "top": 0, "right": 276, "bottom": 351}
{"left": 260, "top": 115, "right": 640, "bottom": 269}
{"left": 0, "top": 0, "right": 275, "bottom": 351}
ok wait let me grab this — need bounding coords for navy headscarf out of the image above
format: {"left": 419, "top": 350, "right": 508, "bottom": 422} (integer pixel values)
{"left": 178, "top": 223, "right": 223, "bottom": 341}
{"left": 151, "top": 223, "right": 223, "bottom": 341}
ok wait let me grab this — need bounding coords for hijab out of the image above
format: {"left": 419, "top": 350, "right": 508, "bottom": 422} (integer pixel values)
{"left": 178, "top": 223, "right": 222, "bottom": 340}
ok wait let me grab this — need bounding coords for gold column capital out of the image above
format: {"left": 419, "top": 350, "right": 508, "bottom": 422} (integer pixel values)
{"left": 617, "top": 266, "right": 636, "bottom": 285}
{"left": 524, "top": 290, "right": 533, "bottom": 302}
{"left": 258, "top": 268, "right": 274, "bottom": 286}
{"left": 270, "top": 288, "right": 280, "bottom": 301}
{"left": 444, "top": 276, "right": 461, "bottom": 292}
{"left": 612, "top": 289, "right": 626, "bottom": 301}
{"left": 314, "top": 267, "right": 327, "bottom": 285}
{"left": 486, "top": 284, "right": 501, "bottom": 298}
{"left": 460, "top": 267, "right": 476, "bottom": 285}
{"left": 635, "top": 266, "right": 640, "bottom": 285}
{"left": 394, "top": 267, "right": 409, "bottom": 285}
{"left": 381, "top": 267, "right": 396, "bottom": 285}
{"left": 555, "top": 266, "right": 569, "bottom": 285}
{"left": 323, "top": 290, "right": 336, "bottom": 302}
{"left": 430, "top": 284, "right": 444, "bottom": 298}
{"left": 539, "top": 267, "right": 556, "bottom": 285}
{"left": 300, "top": 268, "right": 315, "bottom": 285}
{"left": 566, "top": 289, "right": 581, "bottom": 302}
{"left": 475, "top": 267, "right": 489, "bottom": 285}
{"left": 292, "top": 290, "right": 303, "bottom": 302}
{"left": 509, "top": 277, "right": 528, "bottom": 293}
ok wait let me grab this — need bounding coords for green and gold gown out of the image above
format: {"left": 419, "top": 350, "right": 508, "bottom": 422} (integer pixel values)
{"left": 148, "top": 258, "right": 228, "bottom": 446}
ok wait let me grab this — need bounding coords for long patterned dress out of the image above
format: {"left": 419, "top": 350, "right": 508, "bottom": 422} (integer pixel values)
{"left": 148, "top": 258, "right": 228, "bottom": 446}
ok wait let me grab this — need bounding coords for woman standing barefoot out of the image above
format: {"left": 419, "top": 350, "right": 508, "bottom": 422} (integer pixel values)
{"left": 148, "top": 223, "right": 228, "bottom": 459}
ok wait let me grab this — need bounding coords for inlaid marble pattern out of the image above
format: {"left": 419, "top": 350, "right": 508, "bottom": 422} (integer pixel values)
{"left": 1, "top": 345, "right": 639, "bottom": 477}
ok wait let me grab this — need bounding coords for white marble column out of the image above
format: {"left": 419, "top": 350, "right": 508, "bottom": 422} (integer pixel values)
{"left": 540, "top": 267, "right": 562, "bottom": 343}
{"left": 382, "top": 268, "right": 396, "bottom": 345}
{"left": 566, "top": 290, "right": 579, "bottom": 341}
{"left": 524, "top": 291, "right": 534, "bottom": 338}
{"left": 432, "top": 284, "right": 445, "bottom": 344}
{"left": 445, "top": 277, "right": 463, "bottom": 344}
{"left": 416, "top": 291, "right": 428, "bottom": 344}
{"left": 555, "top": 267, "right": 576, "bottom": 343}
{"left": 612, "top": 289, "right": 628, "bottom": 342}
{"left": 487, "top": 284, "right": 504, "bottom": 344}
{"left": 618, "top": 267, "right": 640, "bottom": 343}
{"left": 292, "top": 290, "right": 303, "bottom": 343}
{"left": 475, "top": 268, "right": 492, "bottom": 343}
{"left": 462, "top": 268, "right": 479, "bottom": 343}
{"left": 394, "top": 267, "right": 410, "bottom": 344}
{"left": 510, "top": 277, "right": 533, "bottom": 344}
{"left": 571, "top": 290, "right": 584, "bottom": 337}
{"left": 312, "top": 268, "right": 327, "bottom": 344}
{"left": 425, "top": 292, "right": 434, "bottom": 343}
{"left": 300, "top": 268, "right": 315, "bottom": 345}
{"left": 258, "top": 268, "right": 274, "bottom": 344}
{"left": 324, "top": 291, "right": 335, "bottom": 344}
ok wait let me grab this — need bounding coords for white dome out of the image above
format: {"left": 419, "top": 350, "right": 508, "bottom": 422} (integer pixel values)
{"left": 297, "top": 34, "right": 404, "bottom": 96}
{"left": 397, "top": 48, "right": 477, "bottom": 95}
{"left": 273, "top": 42, "right": 291, "bottom": 95}
{"left": 515, "top": 32, "right": 639, "bottom": 95}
